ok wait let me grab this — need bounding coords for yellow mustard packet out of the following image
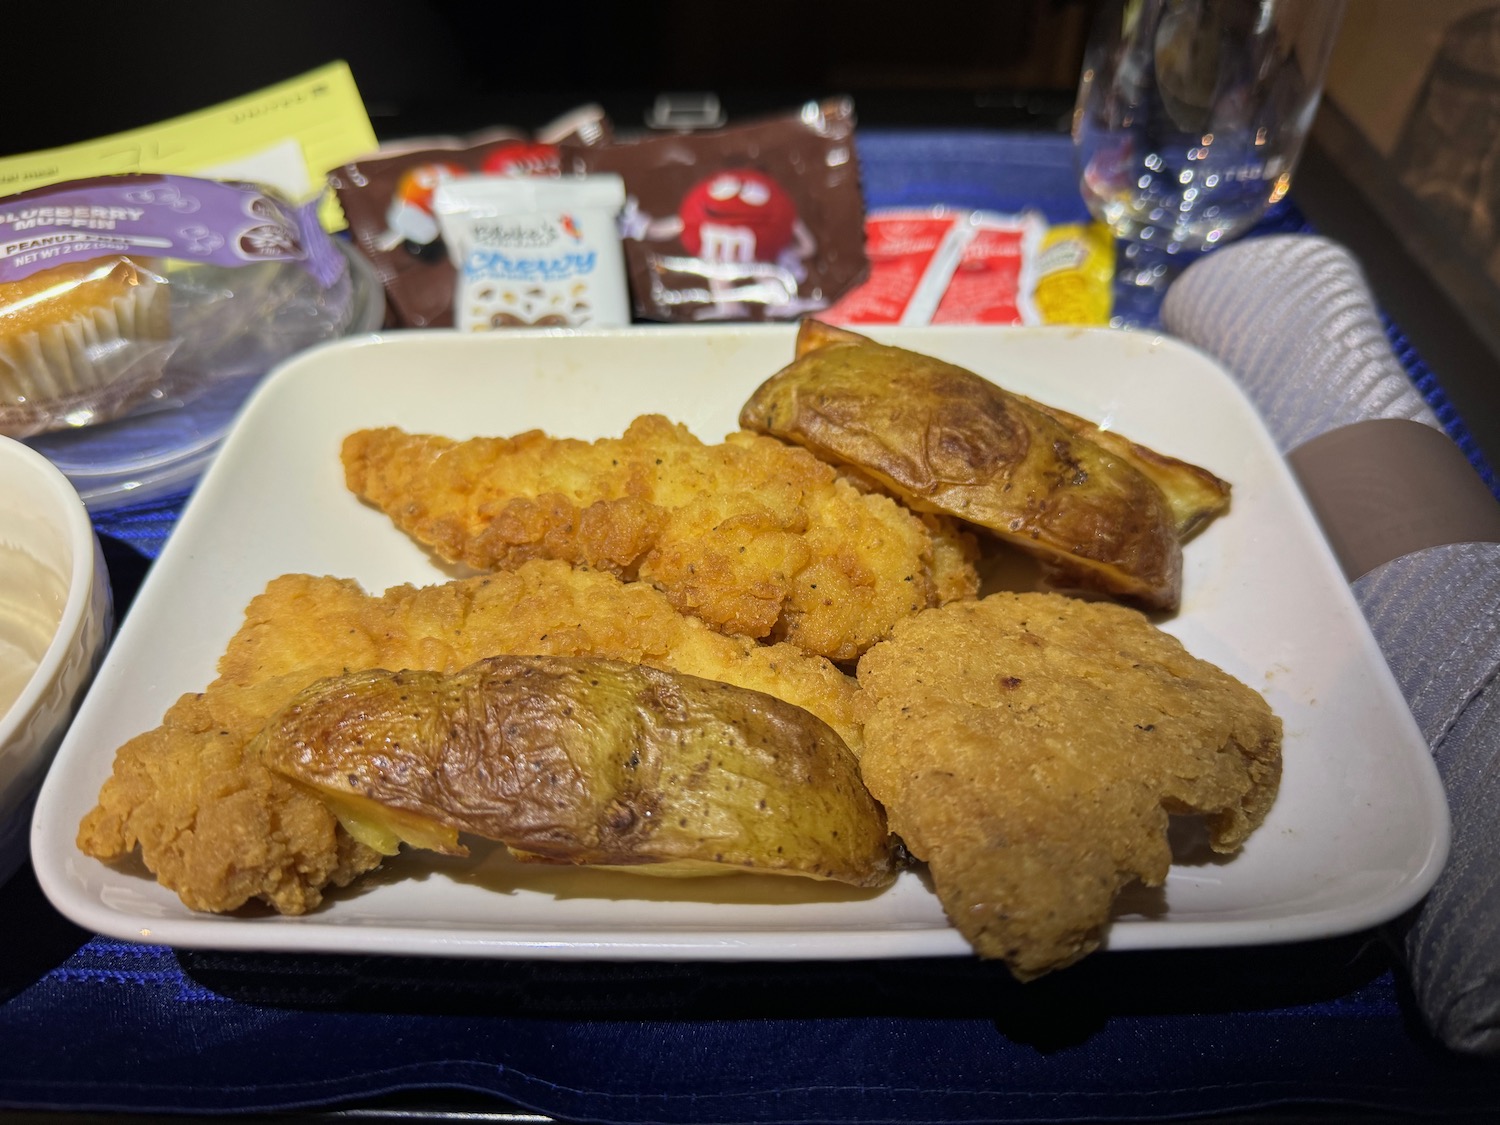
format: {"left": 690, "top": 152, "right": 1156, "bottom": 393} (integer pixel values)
{"left": 0, "top": 62, "right": 377, "bottom": 231}
{"left": 1032, "top": 222, "right": 1115, "bottom": 326}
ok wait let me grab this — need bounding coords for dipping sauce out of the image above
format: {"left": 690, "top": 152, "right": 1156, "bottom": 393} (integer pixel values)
{"left": 0, "top": 541, "right": 67, "bottom": 719}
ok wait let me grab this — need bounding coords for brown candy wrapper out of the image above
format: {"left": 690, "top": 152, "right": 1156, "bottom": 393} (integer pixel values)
{"left": 329, "top": 106, "right": 612, "bottom": 328}
{"left": 561, "top": 98, "right": 869, "bottom": 322}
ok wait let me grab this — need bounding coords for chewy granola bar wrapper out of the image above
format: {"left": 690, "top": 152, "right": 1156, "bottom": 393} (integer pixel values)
{"left": 432, "top": 174, "right": 630, "bottom": 331}
{"left": 329, "top": 105, "right": 612, "bottom": 328}
{"left": 561, "top": 98, "right": 869, "bottom": 322}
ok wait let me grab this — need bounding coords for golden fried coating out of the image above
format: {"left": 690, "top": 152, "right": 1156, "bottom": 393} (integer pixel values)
{"left": 259, "top": 655, "right": 895, "bottom": 886}
{"left": 740, "top": 320, "right": 1233, "bottom": 612}
{"left": 78, "top": 560, "right": 868, "bottom": 914}
{"left": 856, "top": 592, "right": 1282, "bottom": 980}
{"left": 73, "top": 673, "right": 382, "bottom": 916}
{"left": 341, "top": 414, "right": 979, "bottom": 662}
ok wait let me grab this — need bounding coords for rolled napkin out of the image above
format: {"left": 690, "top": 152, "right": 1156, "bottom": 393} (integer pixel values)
{"left": 1162, "top": 234, "right": 1500, "bottom": 1055}
{"left": 1162, "top": 236, "right": 1441, "bottom": 445}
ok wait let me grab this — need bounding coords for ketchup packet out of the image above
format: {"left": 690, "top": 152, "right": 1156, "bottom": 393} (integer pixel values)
{"left": 823, "top": 207, "right": 1114, "bottom": 327}
{"left": 329, "top": 105, "right": 612, "bottom": 328}
{"left": 561, "top": 98, "right": 868, "bottom": 323}
{"left": 930, "top": 211, "right": 1043, "bottom": 324}
{"left": 823, "top": 208, "right": 1042, "bottom": 326}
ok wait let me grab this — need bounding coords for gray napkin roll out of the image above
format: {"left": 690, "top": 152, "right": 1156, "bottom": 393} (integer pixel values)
{"left": 1162, "top": 234, "right": 1500, "bottom": 1055}
{"left": 1161, "top": 235, "right": 1441, "bottom": 445}
{"left": 1356, "top": 542, "right": 1500, "bottom": 1055}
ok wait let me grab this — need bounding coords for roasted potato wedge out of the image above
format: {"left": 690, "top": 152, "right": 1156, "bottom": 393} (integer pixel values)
{"left": 1010, "top": 397, "right": 1231, "bottom": 540}
{"left": 749, "top": 320, "right": 1232, "bottom": 611}
{"left": 257, "top": 654, "right": 896, "bottom": 887}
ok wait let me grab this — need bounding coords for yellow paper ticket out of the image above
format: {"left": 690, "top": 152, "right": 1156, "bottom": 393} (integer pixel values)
{"left": 0, "top": 61, "right": 377, "bottom": 230}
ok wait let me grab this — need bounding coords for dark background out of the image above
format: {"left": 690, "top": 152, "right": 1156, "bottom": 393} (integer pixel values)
{"left": 8, "top": 0, "right": 1499, "bottom": 473}
{"left": 1, "top": 0, "right": 1097, "bottom": 152}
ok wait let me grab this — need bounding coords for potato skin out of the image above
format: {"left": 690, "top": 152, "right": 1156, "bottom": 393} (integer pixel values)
{"left": 257, "top": 655, "right": 895, "bottom": 887}
{"left": 742, "top": 321, "right": 1201, "bottom": 611}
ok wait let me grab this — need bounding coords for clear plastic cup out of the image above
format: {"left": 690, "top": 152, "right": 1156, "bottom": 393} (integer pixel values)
{"left": 1073, "top": 0, "right": 1347, "bottom": 256}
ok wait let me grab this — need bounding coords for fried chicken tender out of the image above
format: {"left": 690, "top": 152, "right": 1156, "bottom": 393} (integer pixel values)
{"left": 341, "top": 414, "right": 979, "bottom": 662}
{"left": 77, "top": 559, "right": 868, "bottom": 915}
{"left": 856, "top": 592, "right": 1282, "bottom": 980}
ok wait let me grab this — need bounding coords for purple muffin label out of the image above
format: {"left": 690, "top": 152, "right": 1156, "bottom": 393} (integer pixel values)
{"left": 0, "top": 174, "right": 344, "bottom": 286}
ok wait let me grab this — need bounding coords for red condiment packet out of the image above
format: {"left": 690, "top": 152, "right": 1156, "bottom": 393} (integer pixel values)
{"left": 821, "top": 208, "right": 960, "bottom": 325}
{"left": 823, "top": 208, "right": 1045, "bottom": 327}
{"left": 932, "top": 213, "right": 1041, "bottom": 324}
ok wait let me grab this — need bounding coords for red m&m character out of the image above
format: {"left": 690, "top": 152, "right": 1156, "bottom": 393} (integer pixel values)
{"left": 678, "top": 170, "right": 797, "bottom": 264}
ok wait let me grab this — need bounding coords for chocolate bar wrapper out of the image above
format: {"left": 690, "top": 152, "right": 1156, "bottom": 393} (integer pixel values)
{"left": 562, "top": 98, "right": 868, "bottom": 323}
{"left": 329, "top": 106, "right": 612, "bottom": 328}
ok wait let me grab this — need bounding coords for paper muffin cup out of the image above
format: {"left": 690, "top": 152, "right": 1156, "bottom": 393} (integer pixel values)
{"left": 0, "top": 261, "right": 173, "bottom": 439}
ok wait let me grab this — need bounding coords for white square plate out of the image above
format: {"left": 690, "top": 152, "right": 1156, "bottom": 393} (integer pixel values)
{"left": 30, "top": 325, "right": 1451, "bottom": 960}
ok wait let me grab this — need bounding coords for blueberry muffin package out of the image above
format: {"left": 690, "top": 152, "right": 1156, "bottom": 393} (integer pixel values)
{"left": 0, "top": 173, "right": 363, "bottom": 439}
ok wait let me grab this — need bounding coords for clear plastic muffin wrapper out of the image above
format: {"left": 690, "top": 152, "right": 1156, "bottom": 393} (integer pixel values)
{"left": 20, "top": 242, "right": 383, "bottom": 513}
{"left": 0, "top": 173, "right": 361, "bottom": 441}
{"left": 0, "top": 267, "right": 177, "bottom": 437}
{"left": 0, "top": 174, "right": 385, "bottom": 509}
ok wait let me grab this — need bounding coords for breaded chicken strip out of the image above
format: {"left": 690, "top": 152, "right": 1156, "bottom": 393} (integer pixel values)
{"left": 78, "top": 560, "right": 868, "bottom": 915}
{"left": 856, "top": 592, "right": 1281, "bottom": 980}
{"left": 342, "top": 414, "right": 979, "bottom": 662}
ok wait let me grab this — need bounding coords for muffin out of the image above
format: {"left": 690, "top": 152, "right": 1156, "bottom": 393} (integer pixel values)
{"left": 0, "top": 256, "right": 172, "bottom": 438}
